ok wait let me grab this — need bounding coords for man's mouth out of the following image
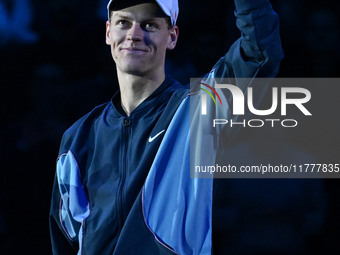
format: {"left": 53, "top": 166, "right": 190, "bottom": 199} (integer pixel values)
{"left": 121, "top": 47, "right": 148, "bottom": 54}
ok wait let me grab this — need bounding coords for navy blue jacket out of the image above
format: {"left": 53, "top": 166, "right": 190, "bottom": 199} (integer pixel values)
{"left": 49, "top": 0, "right": 284, "bottom": 254}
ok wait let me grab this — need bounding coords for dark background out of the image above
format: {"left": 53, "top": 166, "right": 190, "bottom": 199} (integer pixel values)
{"left": 0, "top": 0, "right": 339, "bottom": 254}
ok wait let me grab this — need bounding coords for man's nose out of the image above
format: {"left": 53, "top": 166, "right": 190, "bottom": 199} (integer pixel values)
{"left": 126, "top": 23, "right": 143, "bottom": 42}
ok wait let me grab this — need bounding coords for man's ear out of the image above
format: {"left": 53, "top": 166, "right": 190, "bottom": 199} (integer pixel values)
{"left": 167, "top": 26, "right": 179, "bottom": 50}
{"left": 106, "top": 21, "right": 112, "bottom": 45}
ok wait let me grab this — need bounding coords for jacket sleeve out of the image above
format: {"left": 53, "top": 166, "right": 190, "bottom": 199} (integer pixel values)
{"left": 49, "top": 147, "right": 91, "bottom": 254}
{"left": 197, "top": 0, "right": 284, "bottom": 142}
{"left": 49, "top": 174, "right": 79, "bottom": 255}
{"left": 212, "top": 0, "right": 284, "bottom": 81}
{"left": 49, "top": 127, "right": 79, "bottom": 254}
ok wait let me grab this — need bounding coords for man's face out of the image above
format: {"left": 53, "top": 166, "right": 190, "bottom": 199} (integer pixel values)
{"left": 106, "top": 2, "right": 178, "bottom": 76}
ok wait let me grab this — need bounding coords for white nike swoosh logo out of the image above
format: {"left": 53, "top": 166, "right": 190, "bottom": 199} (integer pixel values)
{"left": 148, "top": 130, "right": 165, "bottom": 143}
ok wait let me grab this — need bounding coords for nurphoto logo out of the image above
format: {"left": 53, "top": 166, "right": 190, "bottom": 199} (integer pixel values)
{"left": 200, "top": 82, "right": 312, "bottom": 128}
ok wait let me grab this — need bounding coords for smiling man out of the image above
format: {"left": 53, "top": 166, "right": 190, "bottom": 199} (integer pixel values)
{"left": 49, "top": 0, "right": 283, "bottom": 254}
{"left": 106, "top": 0, "right": 179, "bottom": 115}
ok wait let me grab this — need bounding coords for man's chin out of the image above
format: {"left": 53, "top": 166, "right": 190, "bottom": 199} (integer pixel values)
{"left": 118, "top": 63, "right": 149, "bottom": 75}
{"left": 118, "top": 67, "right": 146, "bottom": 76}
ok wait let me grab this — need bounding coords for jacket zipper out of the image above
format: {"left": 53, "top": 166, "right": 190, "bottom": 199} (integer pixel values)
{"left": 117, "top": 117, "right": 130, "bottom": 230}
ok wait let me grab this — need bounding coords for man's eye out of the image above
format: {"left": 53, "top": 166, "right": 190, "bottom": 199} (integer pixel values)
{"left": 117, "top": 20, "right": 129, "bottom": 27}
{"left": 145, "top": 23, "right": 157, "bottom": 31}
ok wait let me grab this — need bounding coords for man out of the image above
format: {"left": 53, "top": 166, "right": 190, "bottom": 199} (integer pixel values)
{"left": 49, "top": 0, "right": 283, "bottom": 254}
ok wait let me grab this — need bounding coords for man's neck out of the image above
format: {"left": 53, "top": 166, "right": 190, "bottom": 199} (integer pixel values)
{"left": 117, "top": 69, "right": 165, "bottom": 116}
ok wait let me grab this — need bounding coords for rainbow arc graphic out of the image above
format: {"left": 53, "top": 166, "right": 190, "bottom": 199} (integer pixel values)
{"left": 200, "top": 83, "right": 222, "bottom": 107}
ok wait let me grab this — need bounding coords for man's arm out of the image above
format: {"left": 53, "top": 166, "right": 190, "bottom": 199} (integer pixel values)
{"left": 212, "top": 0, "right": 283, "bottom": 80}
{"left": 49, "top": 116, "right": 93, "bottom": 254}
{"left": 49, "top": 175, "right": 79, "bottom": 255}
{"left": 197, "top": 0, "right": 284, "bottom": 144}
